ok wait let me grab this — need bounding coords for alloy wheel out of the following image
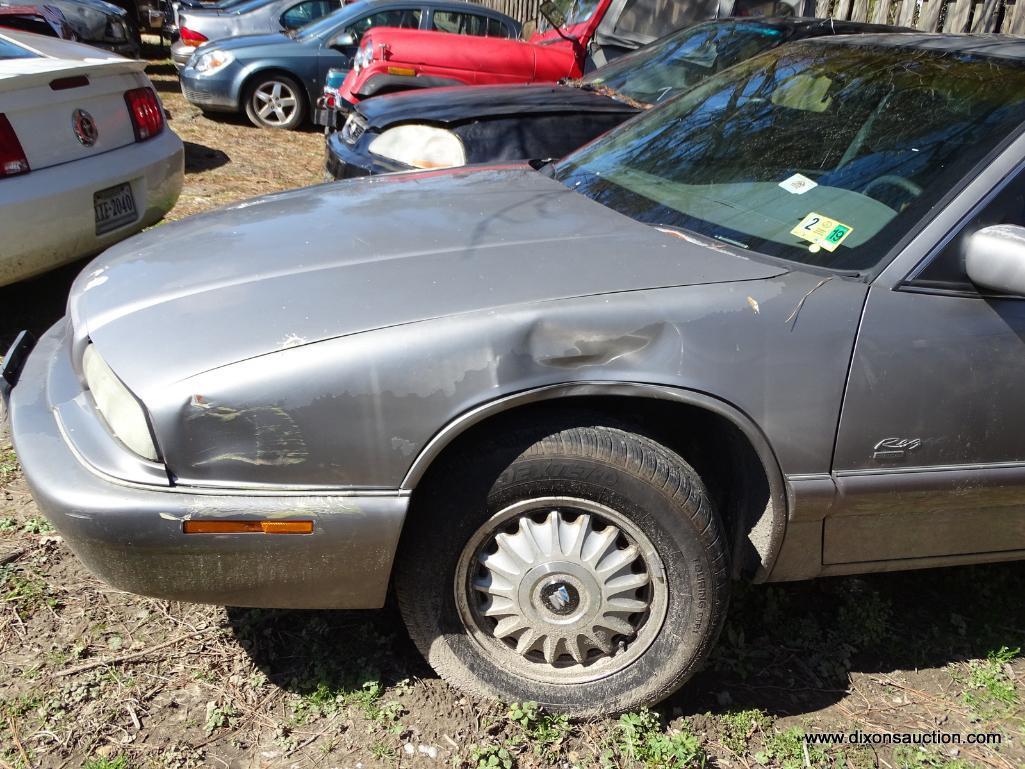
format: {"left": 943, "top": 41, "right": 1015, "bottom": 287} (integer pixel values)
{"left": 252, "top": 80, "right": 299, "bottom": 126}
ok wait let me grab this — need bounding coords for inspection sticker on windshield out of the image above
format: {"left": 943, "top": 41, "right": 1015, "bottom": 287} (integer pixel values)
{"left": 791, "top": 212, "right": 853, "bottom": 252}
{"left": 779, "top": 173, "right": 817, "bottom": 195}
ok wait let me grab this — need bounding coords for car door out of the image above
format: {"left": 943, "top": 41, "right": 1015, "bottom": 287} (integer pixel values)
{"left": 828, "top": 165, "right": 1025, "bottom": 566}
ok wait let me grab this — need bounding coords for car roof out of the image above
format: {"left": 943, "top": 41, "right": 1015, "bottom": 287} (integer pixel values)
{"left": 803, "top": 31, "right": 1025, "bottom": 61}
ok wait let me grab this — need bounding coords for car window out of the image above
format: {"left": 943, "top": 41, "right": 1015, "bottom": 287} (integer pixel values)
{"left": 430, "top": 10, "right": 487, "bottom": 36}
{"left": 280, "top": 0, "right": 338, "bottom": 28}
{"left": 582, "top": 21, "right": 787, "bottom": 105}
{"left": 0, "top": 36, "right": 37, "bottom": 58}
{"left": 0, "top": 17, "right": 56, "bottom": 37}
{"left": 554, "top": 41, "right": 1025, "bottom": 273}
{"left": 908, "top": 172, "right": 1025, "bottom": 292}
{"left": 345, "top": 7, "right": 421, "bottom": 40}
{"left": 486, "top": 16, "right": 509, "bottom": 37}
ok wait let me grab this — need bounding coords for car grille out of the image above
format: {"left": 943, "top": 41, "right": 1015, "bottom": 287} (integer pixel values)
{"left": 342, "top": 112, "right": 368, "bottom": 144}
{"left": 181, "top": 82, "right": 216, "bottom": 105}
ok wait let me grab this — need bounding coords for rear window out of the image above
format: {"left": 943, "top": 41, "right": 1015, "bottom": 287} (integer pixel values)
{"left": 0, "top": 36, "right": 37, "bottom": 58}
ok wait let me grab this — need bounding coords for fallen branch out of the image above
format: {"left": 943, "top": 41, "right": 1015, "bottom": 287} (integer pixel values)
{"left": 51, "top": 629, "right": 214, "bottom": 678}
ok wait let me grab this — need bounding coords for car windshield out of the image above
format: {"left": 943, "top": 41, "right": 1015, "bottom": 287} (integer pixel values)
{"left": 555, "top": 41, "right": 1025, "bottom": 272}
{"left": 0, "top": 36, "right": 37, "bottom": 58}
{"left": 539, "top": 0, "right": 601, "bottom": 31}
{"left": 582, "top": 20, "right": 787, "bottom": 105}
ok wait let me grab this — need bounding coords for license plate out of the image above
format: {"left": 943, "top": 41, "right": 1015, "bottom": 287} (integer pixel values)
{"left": 94, "top": 182, "right": 138, "bottom": 235}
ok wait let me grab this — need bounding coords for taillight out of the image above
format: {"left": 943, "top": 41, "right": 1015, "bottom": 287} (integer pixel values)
{"left": 124, "top": 87, "right": 165, "bottom": 142}
{"left": 179, "top": 26, "right": 207, "bottom": 45}
{"left": 0, "top": 114, "right": 29, "bottom": 178}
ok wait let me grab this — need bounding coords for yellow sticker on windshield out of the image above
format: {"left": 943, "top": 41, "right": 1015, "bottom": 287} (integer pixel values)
{"left": 791, "top": 212, "right": 853, "bottom": 252}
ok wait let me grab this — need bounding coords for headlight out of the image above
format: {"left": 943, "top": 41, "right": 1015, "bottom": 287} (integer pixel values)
{"left": 105, "top": 18, "right": 128, "bottom": 40}
{"left": 368, "top": 124, "right": 465, "bottom": 169}
{"left": 354, "top": 41, "right": 372, "bottom": 73}
{"left": 193, "top": 50, "right": 234, "bottom": 74}
{"left": 83, "top": 345, "right": 159, "bottom": 461}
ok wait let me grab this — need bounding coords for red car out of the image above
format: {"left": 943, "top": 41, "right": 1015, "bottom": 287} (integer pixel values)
{"left": 334, "top": 0, "right": 802, "bottom": 107}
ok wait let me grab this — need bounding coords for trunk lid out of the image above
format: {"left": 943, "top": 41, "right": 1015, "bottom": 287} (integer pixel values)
{"left": 0, "top": 57, "right": 146, "bottom": 172}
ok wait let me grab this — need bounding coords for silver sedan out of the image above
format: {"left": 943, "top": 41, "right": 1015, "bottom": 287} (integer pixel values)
{"left": 171, "top": 0, "right": 340, "bottom": 68}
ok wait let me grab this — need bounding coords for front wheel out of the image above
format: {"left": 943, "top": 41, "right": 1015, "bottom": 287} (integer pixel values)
{"left": 395, "top": 423, "right": 730, "bottom": 715}
{"left": 244, "top": 73, "right": 305, "bottom": 130}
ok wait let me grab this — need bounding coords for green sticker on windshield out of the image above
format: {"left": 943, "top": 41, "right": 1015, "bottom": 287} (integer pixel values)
{"left": 791, "top": 212, "right": 853, "bottom": 252}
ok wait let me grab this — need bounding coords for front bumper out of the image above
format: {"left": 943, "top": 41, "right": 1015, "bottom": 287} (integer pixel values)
{"left": 325, "top": 130, "right": 413, "bottom": 180}
{"left": 5, "top": 321, "right": 408, "bottom": 609}
{"left": 0, "top": 128, "right": 183, "bottom": 287}
{"left": 179, "top": 67, "right": 237, "bottom": 111}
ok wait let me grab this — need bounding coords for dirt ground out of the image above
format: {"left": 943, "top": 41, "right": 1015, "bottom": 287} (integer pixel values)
{"left": 1, "top": 46, "right": 1024, "bottom": 769}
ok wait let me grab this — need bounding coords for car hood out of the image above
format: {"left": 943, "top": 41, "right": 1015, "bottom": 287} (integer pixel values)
{"left": 70, "top": 167, "right": 787, "bottom": 392}
{"left": 358, "top": 83, "right": 638, "bottom": 129}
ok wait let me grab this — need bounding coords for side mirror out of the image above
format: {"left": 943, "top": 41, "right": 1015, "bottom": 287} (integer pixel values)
{"left": 539, "top": 0, "right": 566, "bottom": 28}
{"left": 331, "top": 31, "right": 356, "bottom": 47}
{"left": 965, "top": 224, "right": 1025, "bottom": 296}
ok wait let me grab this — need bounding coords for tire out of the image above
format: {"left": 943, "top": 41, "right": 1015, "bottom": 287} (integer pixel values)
{"left": 244, "top": 73, "right": 305, "bottom": 130}
{"left": 395, "top": 421, "right": 730, "bottom": 715}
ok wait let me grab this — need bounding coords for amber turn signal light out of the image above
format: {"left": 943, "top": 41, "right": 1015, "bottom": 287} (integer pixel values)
{"left": 183, "top": 520, "right": 313, "bottom": 534}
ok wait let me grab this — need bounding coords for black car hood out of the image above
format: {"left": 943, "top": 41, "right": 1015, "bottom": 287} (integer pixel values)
{"left": 358, "top": 83, "right": 639, "bottom": 129}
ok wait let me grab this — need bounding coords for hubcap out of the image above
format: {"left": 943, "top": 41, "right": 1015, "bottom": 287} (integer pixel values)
{"left": 253, "top": 81, "right": 297, "bottom": 126}
{"left": 455, "top": 497, "right": 668, "bottom": 684}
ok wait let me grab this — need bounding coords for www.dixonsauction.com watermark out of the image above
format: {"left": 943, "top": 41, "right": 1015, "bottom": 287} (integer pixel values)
{"left": 804, "top": 731, "right": 1002, "bottom": 746}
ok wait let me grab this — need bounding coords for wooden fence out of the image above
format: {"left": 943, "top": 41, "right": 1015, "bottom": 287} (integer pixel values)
{"left": 814, "top": 0, "right": 1023, "bottom": 33}
{"left": 471, "top": 0, "right": 1022, "bottom": 37}
{"left": 471, "top": 0, "right": 541, "bottom": 28}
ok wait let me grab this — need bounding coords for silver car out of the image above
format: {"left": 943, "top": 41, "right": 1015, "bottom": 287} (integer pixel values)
{"left": 171, "top": 0, "right": 340, "bottom": 68}
{"left": 8, "top": 33, "right": 1025, "bottom": 716}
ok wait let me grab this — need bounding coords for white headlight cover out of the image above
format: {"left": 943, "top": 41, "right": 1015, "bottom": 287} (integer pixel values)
{"left": 368, "top": 124, "right": 466, "bottom": 169}
{"left": 354, "top": 41, "right": 372, "bottom": 72}
{"left": 83, "top": 345, "right": 158, "bottom": 461}
{"left": 194, "top": 50, "right": 234, "bottom": 74}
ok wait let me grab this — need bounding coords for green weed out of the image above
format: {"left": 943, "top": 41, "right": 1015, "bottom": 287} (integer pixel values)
{"left": 962, "top": 646, "right": 1020, "bottom": 716}
{"left": 466, "top": 744, "right": 514, "bottom": 769}
{"left": 507, "top": 701, "right": 570, "bottom": 759}
{"left": 616, "top": 709, "right": 705, "bottom": 769}
{"left": 755, "top": 727, "right": 826, "bottom": 769}
{"left": 893, "top": 745, "right": 974, "bottom": 769}
{"left": 84, "top": 757, "right": 131, "bottom": 769}
{"left": 717, "top": 709, "right": 770, "bottom": 754}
